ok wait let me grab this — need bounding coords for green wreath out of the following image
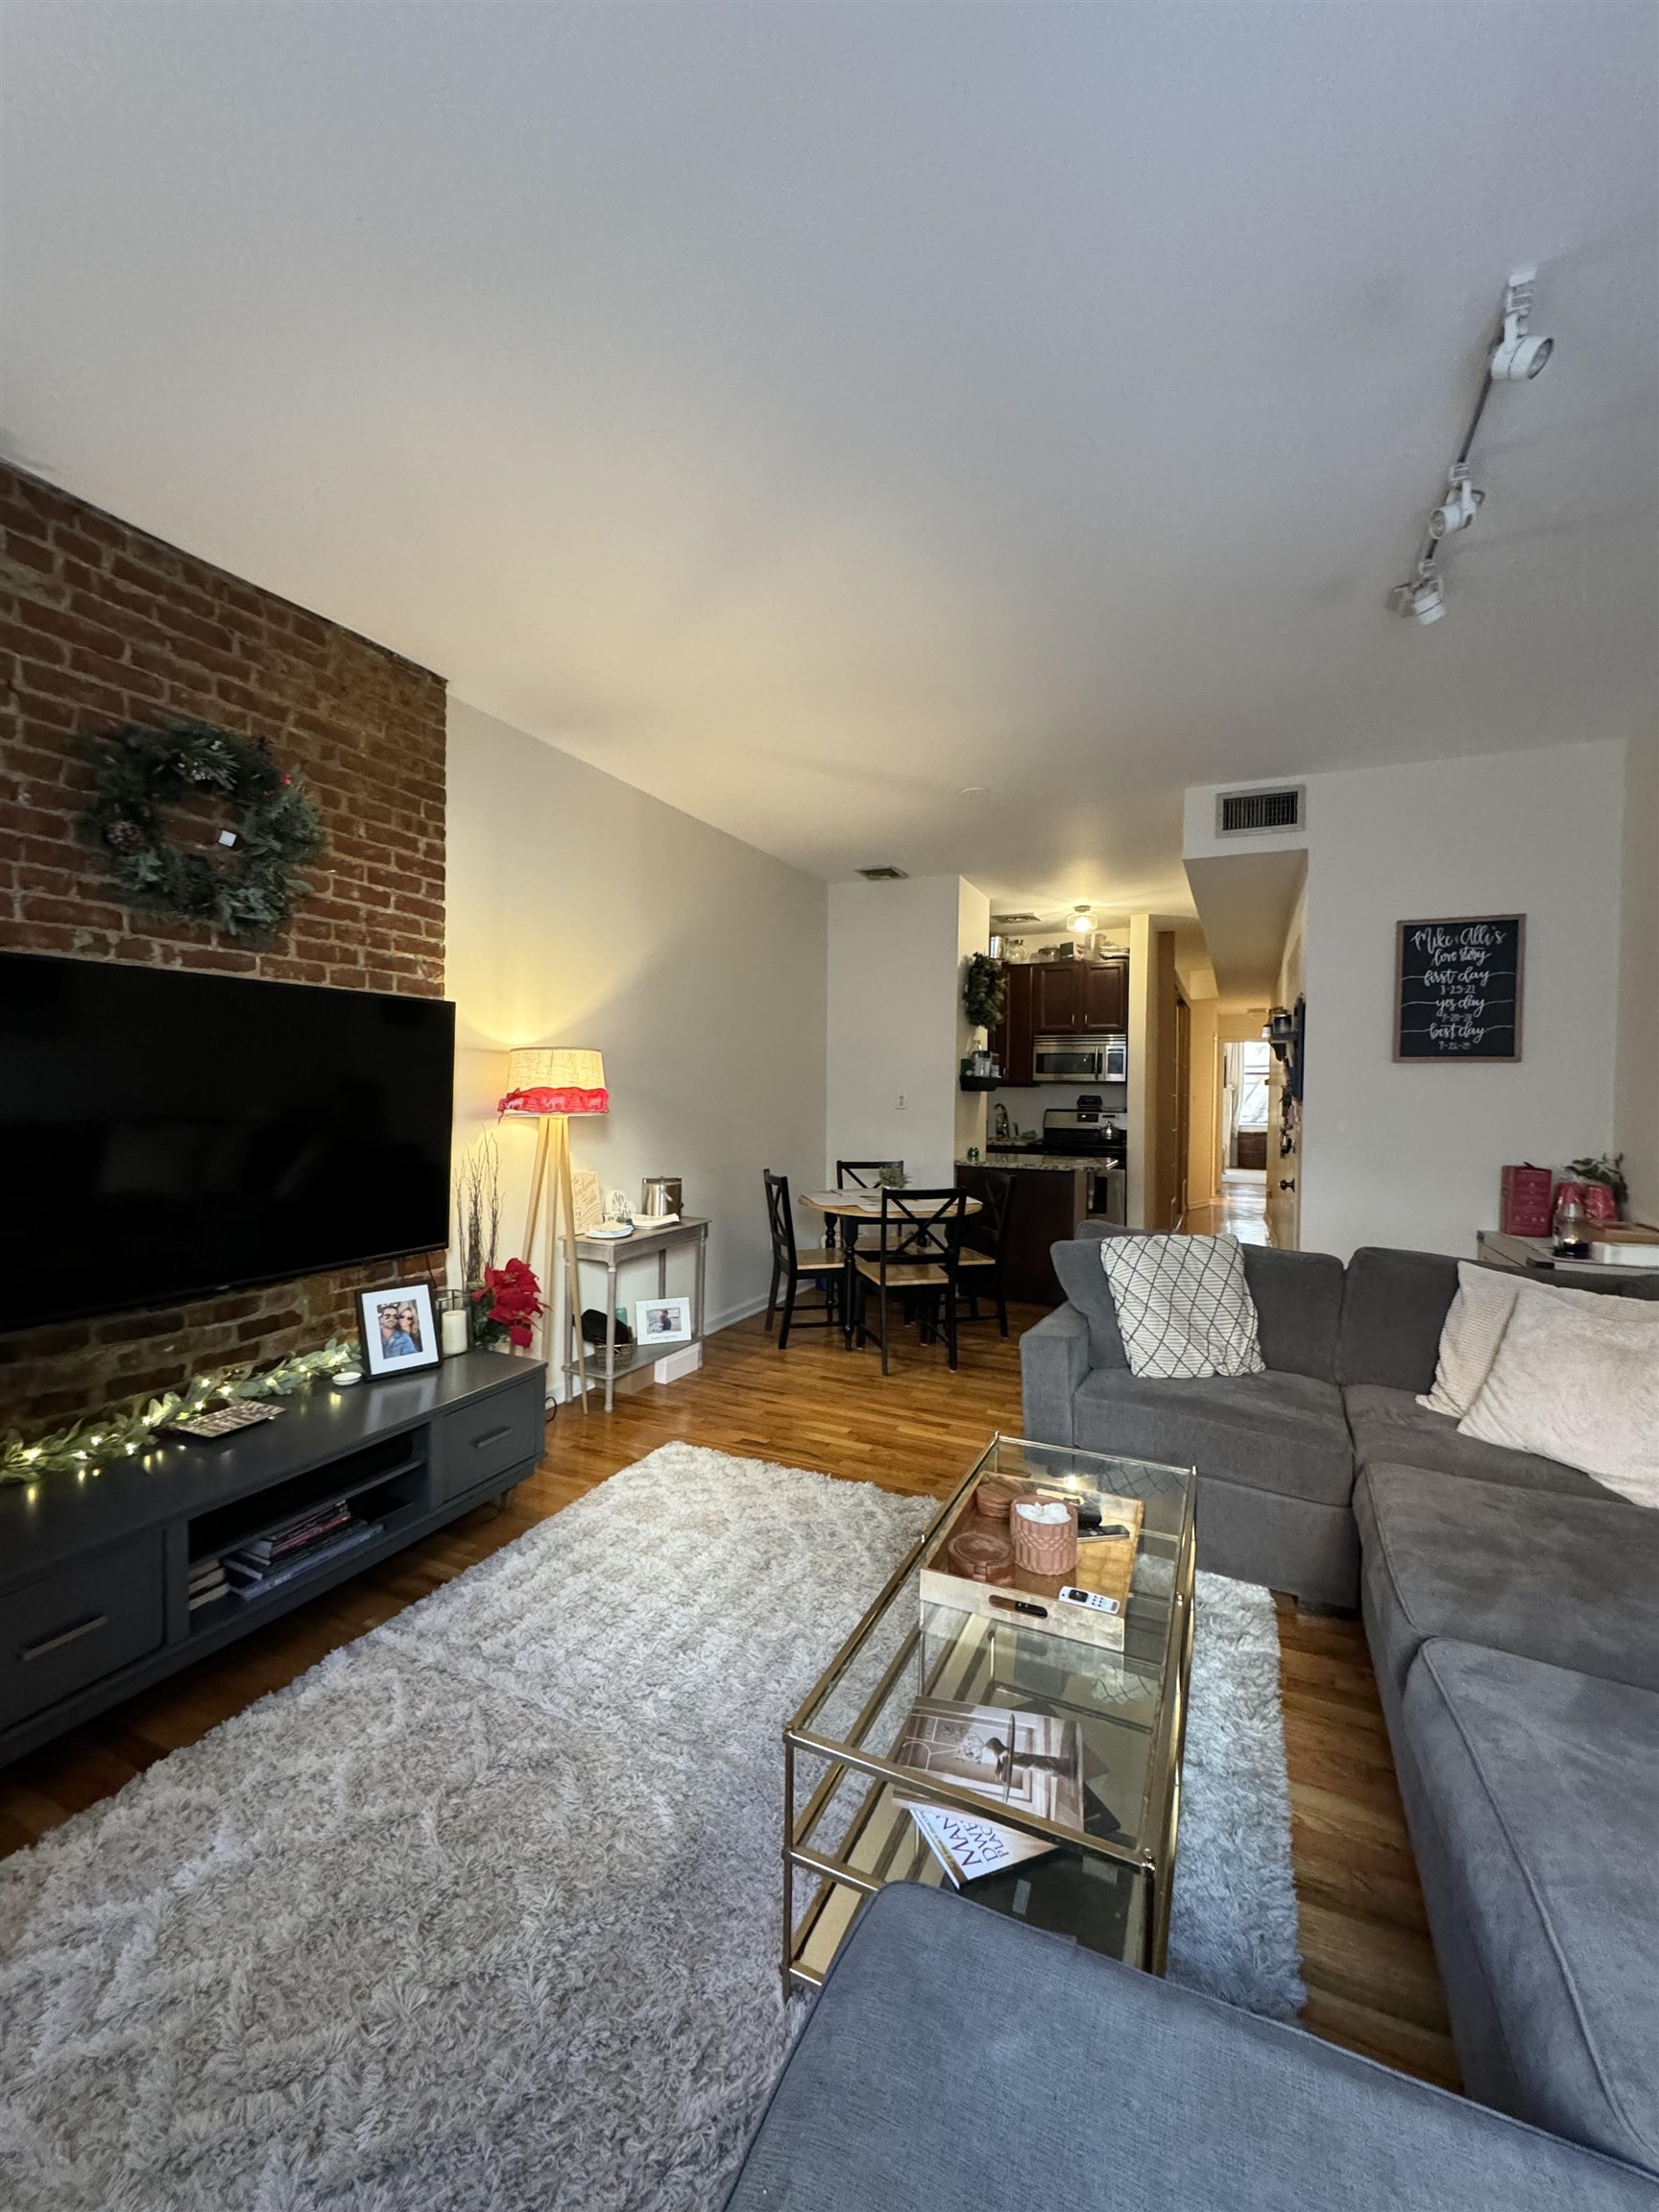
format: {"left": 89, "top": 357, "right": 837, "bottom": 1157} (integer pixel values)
{"left": 80, "top": 719, "right": 325, "bottom": 937}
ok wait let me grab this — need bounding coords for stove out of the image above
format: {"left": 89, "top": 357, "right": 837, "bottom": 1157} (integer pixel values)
{"left": 1042, "top": 1100, "right": 1125, "bottom": 1159}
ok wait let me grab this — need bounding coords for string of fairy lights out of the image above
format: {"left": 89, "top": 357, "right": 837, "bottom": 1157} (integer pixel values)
{"left": 1, "top": 1339, "right": 356, "bottom": 1490}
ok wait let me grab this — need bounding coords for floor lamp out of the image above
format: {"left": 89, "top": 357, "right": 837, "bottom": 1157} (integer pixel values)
{"left": 499, "top": 1048, "right": 609, "bottom": 1412}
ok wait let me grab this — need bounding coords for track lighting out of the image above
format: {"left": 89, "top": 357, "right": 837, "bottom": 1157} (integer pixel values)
{"left": 1429, "top": 464, "right": 1483, "bottom": 540}
{"left": 1391, "top": 565, "right": 1446, "bottom": 625}
{"left": 1489, "top": 268, "right": 1553, "bottom": 382}
{"left": 1391, "top": 267, "right": 1551, "bottom": 624}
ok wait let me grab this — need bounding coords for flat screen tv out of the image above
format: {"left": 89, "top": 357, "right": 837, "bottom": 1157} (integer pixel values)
{"left": 0, "top": 950, "right": 455, "bottom": 1334}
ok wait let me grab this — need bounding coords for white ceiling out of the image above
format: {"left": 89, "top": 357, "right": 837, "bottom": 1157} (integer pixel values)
{"left": 4, "top": 4, "right": 1655, "bottom": 919}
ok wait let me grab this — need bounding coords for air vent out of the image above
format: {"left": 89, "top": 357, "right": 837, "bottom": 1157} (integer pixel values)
{"left": 992, "top": 911, "right": 1040, "bottom": 925}
{"left": 856, "top": 865, "right": 909, "bottom": 880}
{"left": 1215, "top": 786, "right": 1305, "bottom": 837}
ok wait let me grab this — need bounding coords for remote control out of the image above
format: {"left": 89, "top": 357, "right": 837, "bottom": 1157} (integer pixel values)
{"left": 1058, "top": 1586, "right": 1121, "bottom": 1615}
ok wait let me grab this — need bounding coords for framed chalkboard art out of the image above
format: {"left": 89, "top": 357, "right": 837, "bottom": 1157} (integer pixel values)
{"left": 1394, "top": 915, "right": 1525, "bottom": 1062}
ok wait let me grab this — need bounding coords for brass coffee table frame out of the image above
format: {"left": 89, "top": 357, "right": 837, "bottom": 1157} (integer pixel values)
{"left": 782, "top": 1433, "right": 1196, "bottom": 1994}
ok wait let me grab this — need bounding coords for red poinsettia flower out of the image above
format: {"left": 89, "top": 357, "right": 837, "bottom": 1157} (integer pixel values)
{"left": 470, "top": 1258, "right": 544, "bottom": 1350}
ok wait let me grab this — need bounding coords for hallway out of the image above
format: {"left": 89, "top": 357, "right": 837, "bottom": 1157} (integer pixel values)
{"left": 1183, "top": 1166, "right": 1270, "bottom": 1245}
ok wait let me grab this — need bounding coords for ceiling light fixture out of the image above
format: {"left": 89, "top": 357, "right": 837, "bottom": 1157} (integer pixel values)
{"left": 1391, "top": 266, "right": 1552, "bottom": 625}
{"left": 1489, "top": 268, "right": 1553, "bottom": 382}
{"left": 1390, "top": 564, "right": 1446, "bottom": 625}
{"left": 1067, "top": 904, "right": 1094, "bottom": 935}
{"left": 1428, "top": 463, "right": 1483, "bottom": 539}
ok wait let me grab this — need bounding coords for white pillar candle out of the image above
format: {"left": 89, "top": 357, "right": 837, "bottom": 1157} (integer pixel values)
{"left": 441, "top": 1305, "right": 471, "bottom": 1358}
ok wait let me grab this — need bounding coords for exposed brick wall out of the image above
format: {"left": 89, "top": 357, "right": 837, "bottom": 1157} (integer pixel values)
{"left": 0, "top": 465, "right": 448, "bottom": 1435}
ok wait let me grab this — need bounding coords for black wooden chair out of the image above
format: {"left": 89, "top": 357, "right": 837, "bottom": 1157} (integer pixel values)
{"left": 763, "top": 1171, "right": 842, "bottom": 1349}
{"left": 854, "top": 1189, "right": 968, "bottom": 1375}
{"left": 954, "top": 1169, "right": 1014, "bottom": 1337}
{"left": 830, "top": 1160, "right": 904, "bottom": 1251}
{"left": 836, "top": 1159, "right": 904, "bottom": 1190}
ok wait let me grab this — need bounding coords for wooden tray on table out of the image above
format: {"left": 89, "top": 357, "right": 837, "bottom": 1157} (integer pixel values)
{"left": 919, "top": 1471, "right": 1144, "bottom": 1653}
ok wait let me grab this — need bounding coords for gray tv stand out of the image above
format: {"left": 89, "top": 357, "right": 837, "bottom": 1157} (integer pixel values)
{"left": 0, "top": 1351, "right": 546, "bottom": 1766}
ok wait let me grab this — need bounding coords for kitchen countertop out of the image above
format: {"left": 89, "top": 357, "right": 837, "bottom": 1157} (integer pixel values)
{"left": 958, "top": 1154, "right": 1121, "bottom": 1173}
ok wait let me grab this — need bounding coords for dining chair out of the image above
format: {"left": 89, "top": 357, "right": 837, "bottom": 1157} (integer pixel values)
{"left": 830, "top": 1160, "right": 904, "bottom": 1252}
{"left": 854, "top": 1189, "right": 968, "bottom": 1375}
{"left": 835, "top": 1160, "right": 904, "bottom": 1190}
{"left": 954, "top": 1169, "right": 1014, "bottom": 1337}
{"left": 763, "top": 1171, "right": 843, "bottom": 1349}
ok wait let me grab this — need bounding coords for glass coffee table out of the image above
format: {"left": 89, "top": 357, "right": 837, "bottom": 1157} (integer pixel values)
{"left": 783, "top": 1434, "right": 1196, "bottom": 1992}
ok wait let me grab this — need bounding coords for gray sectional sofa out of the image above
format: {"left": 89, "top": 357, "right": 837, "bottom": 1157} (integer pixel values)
{"left": 1021, "top": 1228, "right": 1659, "bottom": 2178}
{"left": 723, "top": 1885, "right": 1658, "bottom": 2210}
{"left": 724, "top": 1235, "right": 1659, "bottom": 2208}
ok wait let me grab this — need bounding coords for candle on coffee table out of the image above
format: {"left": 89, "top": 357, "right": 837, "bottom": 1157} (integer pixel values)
{"left": 1011, "top": 1498, "right": 1078, "bottom": 1578}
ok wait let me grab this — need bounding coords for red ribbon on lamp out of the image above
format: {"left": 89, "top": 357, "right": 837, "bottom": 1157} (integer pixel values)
{"left": 497, "top": 1049, "right": 609, "bottom": 1119}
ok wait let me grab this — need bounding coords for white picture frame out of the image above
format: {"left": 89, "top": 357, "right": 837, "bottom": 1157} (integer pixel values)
{"left": 633, "top": 1295, "right": 693, "bottom": 1347}
{"left": 357, "top": 1281, "right": 441, "bottom": 1376}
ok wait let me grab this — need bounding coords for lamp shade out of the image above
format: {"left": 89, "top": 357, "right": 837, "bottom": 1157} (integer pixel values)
{"left": 498, "top": 1046, "right": 608, "bottom": 1117}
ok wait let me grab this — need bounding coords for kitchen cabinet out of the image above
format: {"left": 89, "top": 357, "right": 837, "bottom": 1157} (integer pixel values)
{"left": 955, "top": 1163, "right": 1087, "bottom": 1306}
{"left": 1028, "top": 958, "right": 1129, "bottom": 1037}
{"left": 989, "top": 963, "right": 1036, "bottom": 1086}
{"left": 1033, "top": 961, "right": 1084, "bottom": 1033}
{"left": 1082, "top": 958, "right": 1128, "bottom": 1033}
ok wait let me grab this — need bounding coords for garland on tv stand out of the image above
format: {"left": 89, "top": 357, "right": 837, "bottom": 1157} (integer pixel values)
{"left": 0, "top": 1340, "right": 356, "bottom": 1490}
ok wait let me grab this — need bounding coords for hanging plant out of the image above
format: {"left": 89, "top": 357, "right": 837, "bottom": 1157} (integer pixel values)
{"left": 79, "top": 718, "right": 324, "bottom": 937}
{"left": 963, "top": 951, "right": 1006, "bottom": 1031}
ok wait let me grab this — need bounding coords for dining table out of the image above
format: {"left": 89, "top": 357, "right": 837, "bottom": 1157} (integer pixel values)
{"left": 797, "top": 1189, "right": 982, "bottom": 1353}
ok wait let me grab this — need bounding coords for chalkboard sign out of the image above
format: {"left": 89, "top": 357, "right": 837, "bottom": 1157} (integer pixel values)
{"left": 1394, "top": 915, "right": 1525, "bottom": 1062}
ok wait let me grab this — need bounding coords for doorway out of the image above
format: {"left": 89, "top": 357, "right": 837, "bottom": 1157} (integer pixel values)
{"left": 1212, "top": 1039, "right": 1269, "bottom": 1239}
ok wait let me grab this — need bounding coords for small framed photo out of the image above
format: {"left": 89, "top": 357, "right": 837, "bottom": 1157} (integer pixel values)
{"left": 358, "top": 1282, "right": 441, "bottom": 1377}
{"left": 633, "top": 1295, "right": 693, "bottom": 1346}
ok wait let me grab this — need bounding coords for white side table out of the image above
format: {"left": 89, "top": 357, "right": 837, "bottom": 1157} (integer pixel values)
{"left": 563, "top": 1217, "right": 710, "bottom": 1411}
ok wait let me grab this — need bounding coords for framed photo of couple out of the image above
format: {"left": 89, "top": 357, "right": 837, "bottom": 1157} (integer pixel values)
{"left": 357, "top": 1282, "right": 441, "bottom": 1377}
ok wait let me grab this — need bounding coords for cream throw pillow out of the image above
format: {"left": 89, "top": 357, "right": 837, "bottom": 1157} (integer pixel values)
{"left": 1419, "top": 1261, "right": 1659, "bottom": 1418}
{"left": 1457, "top": 1293, "right": 1659, "bottom": 1505}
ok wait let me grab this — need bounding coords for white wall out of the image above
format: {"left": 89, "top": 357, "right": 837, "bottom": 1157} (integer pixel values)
{"left": 1615, "top": 728, "right": 1658, "bottom": 1223}
{"left": 1125, "top": 913, "right": 1155, "bottom": 1228}
{"left": 1299, "top": 740, "right": 1623, "bottom": 1262}
{"left": 953, "top": 878, "right": 993, "bottom": 1164}
{"left": 445, "top": 701, "right": 827, "bottom": 1383}
{"left": 826, "top": 875, "right": 983, "bottom": 1188}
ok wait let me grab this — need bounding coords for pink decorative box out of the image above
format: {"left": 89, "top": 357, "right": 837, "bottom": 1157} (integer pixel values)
{"left": 1501, "top": 1165, "right": 1553, "bottom": 1238}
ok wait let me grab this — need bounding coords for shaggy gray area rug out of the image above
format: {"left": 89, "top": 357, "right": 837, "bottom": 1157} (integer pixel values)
{"left": 0, "top": 1443, "right": 1301, "bottom": 2211}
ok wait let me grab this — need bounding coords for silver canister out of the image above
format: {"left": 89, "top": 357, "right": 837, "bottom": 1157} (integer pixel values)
{"left": 639, "top": 1177, "right": 682, "bottom": 1219}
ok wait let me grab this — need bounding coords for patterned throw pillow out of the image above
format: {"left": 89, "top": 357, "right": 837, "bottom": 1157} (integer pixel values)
{"left": 1097, "top": 1235, "right": 1266, "bottom": 1381}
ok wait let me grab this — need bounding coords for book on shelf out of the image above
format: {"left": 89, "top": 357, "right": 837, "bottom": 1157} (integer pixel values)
{"left": 891, "top": 1696, "right": 1084, "bottom": 1887}
{"left": 237, "top": 1501, "right": 353, "bottom": 1565}
{"left": 228, "top": 1519, "right": 381, "bottom": 1600}
{"left": 188, "top": 1582, "right": 230, "bottom": 1612}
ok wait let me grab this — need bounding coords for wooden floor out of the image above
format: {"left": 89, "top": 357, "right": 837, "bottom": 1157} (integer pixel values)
{"left": 1185, "top": 1167, "right": 1271, "bottom": 1244}
{"left": 0, "top": 1306, "right": 1458, "bottom": 2090}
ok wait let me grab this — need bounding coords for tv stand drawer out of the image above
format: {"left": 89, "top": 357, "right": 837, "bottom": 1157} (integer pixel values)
{"left": 431, "top": 1376, "right": 545, "bottom": 1503}
{"left": 1, "top": 1537, "right": 165, "bottom": 1734}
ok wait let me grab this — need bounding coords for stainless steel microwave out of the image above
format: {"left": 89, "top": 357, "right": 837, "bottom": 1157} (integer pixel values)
{"left": 1033, "top": 1035, "right": 1128, "bottom": 1084}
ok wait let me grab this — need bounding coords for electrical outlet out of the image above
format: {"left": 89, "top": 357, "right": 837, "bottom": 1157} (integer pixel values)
{"left": 895, "top": 1092, "right": 907, "bottom": 1111}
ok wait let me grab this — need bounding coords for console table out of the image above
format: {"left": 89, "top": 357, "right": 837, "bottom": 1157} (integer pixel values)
{"left": 564, "top": 1216, "right": 709, "bottom": 1411}
{"left": 0, "top": 1351, "right": 545, "bottom": 1765}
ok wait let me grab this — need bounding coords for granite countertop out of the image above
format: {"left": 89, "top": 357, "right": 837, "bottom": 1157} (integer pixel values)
{"left": 957, "top": 1153, "right": 1119, "bottom": 1172}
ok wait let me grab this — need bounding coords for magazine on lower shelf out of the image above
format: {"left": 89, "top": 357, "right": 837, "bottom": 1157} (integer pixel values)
{"left": 228, "top": 1519, "right": 382, "bottom": 1600}
{"left": 891, "top": 1696, "right": 1083, "bottom": 1887}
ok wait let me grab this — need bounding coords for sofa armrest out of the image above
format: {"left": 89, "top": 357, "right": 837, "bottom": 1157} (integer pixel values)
{"left": 1021, "top": 1303, "right": 1092, "bottom": 1444}
{"left": 725, "top": 1885, "right": 1655, "bottom": 2212}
